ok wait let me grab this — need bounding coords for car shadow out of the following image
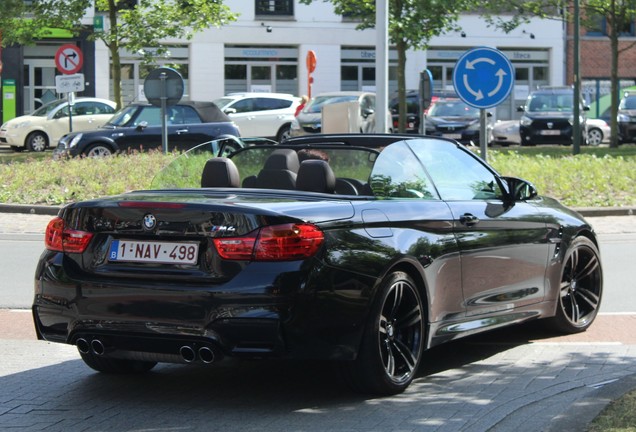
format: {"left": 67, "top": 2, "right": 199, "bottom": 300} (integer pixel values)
{"left": 1, "top": 321, "right": 632, "bottom": 431}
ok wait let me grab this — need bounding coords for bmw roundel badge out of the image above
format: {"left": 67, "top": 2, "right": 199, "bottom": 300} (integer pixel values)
{"left": 142, "top": 213, "right": 157, "bottom": 231}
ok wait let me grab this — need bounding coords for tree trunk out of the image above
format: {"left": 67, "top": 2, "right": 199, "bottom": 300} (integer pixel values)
{"left": 108, "top": 0, "right": 123, "bottom": 109}
{"left": 609, "top": 9, "right": 620, "bottom": 148}
{"left": 397, "top": 39, "right": 407, "bottom": 133}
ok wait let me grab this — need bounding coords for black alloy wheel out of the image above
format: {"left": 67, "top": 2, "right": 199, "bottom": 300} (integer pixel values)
{"left": 342, "top": 271, "right": 425, "bottom": 395}
{"left": 550, "top": 236, "right": 603, "bottom": 333}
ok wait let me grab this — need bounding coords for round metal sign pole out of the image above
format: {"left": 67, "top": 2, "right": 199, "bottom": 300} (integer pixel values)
{"left": 160, "top": 73, "right": 168, "bottom": 154}
{"left": 143, "top": 67, "right": 184, "bottom": 154}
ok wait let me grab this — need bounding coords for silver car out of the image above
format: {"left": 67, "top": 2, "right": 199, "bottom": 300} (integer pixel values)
{"left": 290, "top": 91, "right": 389, "bottom": 136}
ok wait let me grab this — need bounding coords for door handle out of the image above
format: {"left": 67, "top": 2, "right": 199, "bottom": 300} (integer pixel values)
{"left": 175, "top": 129, "right": 188, "bottom": 134}
{"left": 459, "top": 213, "right": 480, "bottom": 226}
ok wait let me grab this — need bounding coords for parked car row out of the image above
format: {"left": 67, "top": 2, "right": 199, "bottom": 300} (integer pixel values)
{"left": 491, "top": 117, "right": 611, "bottom": 147}
{"left": 0, "top": 98, "right": 117, "bottom": 152}
{"left": 1, "top": 88, "right": 621, "bottom": 157}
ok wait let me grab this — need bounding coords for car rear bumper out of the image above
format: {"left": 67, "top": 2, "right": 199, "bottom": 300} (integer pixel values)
{"left": 33, "top": 252, "right": 367, "bottom": 363}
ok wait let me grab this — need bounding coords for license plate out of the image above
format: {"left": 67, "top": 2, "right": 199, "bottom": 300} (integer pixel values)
{"left": 443, "top": 133, "right": 462, "bottom": 139}
{"left": 540, "top": 130, "right": 561, "bottom": 135}
{"left": 109, "top": 239, "right": 199, "bottom": 264}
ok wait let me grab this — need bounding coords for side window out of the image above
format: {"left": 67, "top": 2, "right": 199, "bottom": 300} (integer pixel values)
{"left": 71, "top": 102, "right": 91, "bottom": 116}
{"left": 410, "top": 140, "right": 504, "bottom": 201}
{"left": 256, "top": 98, "right": 292, "bottom": 110}
{"left": 95, "top": 103, "right": 116, "bottom": 115}
{"left": 369, "top": 141, "right": 438, "bottom": 199}
{"left": 133, "top": 106, "right": 161, "bottom": 126}
{"left": 232, "top": 99, "right": 254, "bottom": 113}
{"left": 167, "top": 106, "right": 202, "bottom": 125}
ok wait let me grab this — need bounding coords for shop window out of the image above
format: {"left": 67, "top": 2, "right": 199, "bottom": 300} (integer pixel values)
{"left": 255, "top": 0, "right": 293, "bottom": 16}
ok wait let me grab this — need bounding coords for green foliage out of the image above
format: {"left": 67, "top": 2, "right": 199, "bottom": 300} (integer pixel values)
{"left": 0, "top": 0, "right": 91, "bottom": 46}
{"left": 94, "top": 0, "right": 237, "bottom": 59}
{"left": 488, "top": 150, "right": 636, "bottom": 207}
{"left": 1, "top": 146, "right": 633, "bottom": 208}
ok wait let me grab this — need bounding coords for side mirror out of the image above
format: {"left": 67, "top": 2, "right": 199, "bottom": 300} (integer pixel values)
{"left": 136, "top": 121, "right": 148, "bottom": 131}
{"left": 362, "top": 108, "right": 374, "bottom": 117}
{"left": 224, "top": 108, "right": 237, "bottom": 114}
{"left": 503, "top": 176, "right": 538, "bottom": 201}
{"left": 516, "top": 106, "right": 525, "bottom": 112}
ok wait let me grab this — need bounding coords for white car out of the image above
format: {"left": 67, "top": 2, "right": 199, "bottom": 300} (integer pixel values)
{"left": 290, "top": 91, "right": 393, "bottom": 137}
{"left": 586, "top": 118, "right": 611, "bottom": 146}
{"left": 490, "top": 118, "right": 609, "bottom": 146}
{"left": 0, "top": 98, "right": 117, "bottom": 152}
{"left": 213, "top": 93, "right": 300, "bottom": 142}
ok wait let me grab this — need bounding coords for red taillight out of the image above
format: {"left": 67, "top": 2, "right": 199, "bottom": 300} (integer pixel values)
{"left": 45, "top": 217, "right": 94, "bottom": 253}
{"left": 213, "top": 223, "right": 324, "bottom": 261}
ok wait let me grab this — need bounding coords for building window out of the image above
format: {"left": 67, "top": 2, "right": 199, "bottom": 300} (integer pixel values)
{"left": 586, "top": 16, "right": 636, "bottom": 37}
{"left": 255, "top": 0, "right": 293, "bottom": 16}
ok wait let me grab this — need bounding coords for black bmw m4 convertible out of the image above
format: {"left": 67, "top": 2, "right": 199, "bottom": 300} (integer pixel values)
{"left": 33, "top": 134, "right": 603, "bottom": 395}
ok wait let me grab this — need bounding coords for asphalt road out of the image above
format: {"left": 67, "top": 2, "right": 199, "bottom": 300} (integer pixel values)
{"left": 0, "top": 213, "right": 635, "bottom": 432}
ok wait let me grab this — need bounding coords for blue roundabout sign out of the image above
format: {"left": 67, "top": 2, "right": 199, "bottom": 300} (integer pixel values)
{"left": 453, "top": 47, "right": 515, "bottom": 109}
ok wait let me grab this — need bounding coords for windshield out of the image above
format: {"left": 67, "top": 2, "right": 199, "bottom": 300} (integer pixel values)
{"left": 527, "top": 93, "right": 574, "bottom": 112}
{"left": 620, "top": 96, "right": 636, "bottom": 110}
{"left": 106, "top": 105, "right": 139, "bottom": 126}
{"left": 213, "top": 98, "right": 234, "bottom": 110}
{"left": 304, "top": 95, "right": 359, "bottom": 114}
{"left": 31, "top": 99, "right": 66, "bottom": 117}
{"left": 428, "top": 100, "right": 479, "bottom": 117}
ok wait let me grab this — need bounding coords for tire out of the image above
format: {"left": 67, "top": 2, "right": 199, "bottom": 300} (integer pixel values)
{"left": 276, "top": 124, "right": 292, "bottom": 143}
{"left": 79, "top": 350, "right": 156, "bottom": 374}
{"left": 587, "top": 128, "right": 603, "bottom": 146}
{"left": 341, "top": 271, "right": 425, "bottom": 395}
{"left": 547, "top": 236, "right": 603, "bottom": 334}
{"left": 26, "top": 132, "right": 48, "bottom": 152}
{"left": 84, "top": 144, "right": 114, "bottom": 157}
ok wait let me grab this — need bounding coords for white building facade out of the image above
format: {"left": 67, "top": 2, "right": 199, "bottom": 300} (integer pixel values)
{"left": 4, "top": 1, "right": 565, "bottom": 121}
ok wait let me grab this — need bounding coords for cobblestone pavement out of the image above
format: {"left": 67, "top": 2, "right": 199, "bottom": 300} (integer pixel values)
{"left": 1, "top": 213, "right": 635, "bottom": 431}
{"left": 1, "top": 310, "right": 635, "bottom": 432}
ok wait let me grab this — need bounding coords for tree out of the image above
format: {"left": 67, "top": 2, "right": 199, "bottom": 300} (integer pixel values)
{"left": 1, "top": 0, "right": 237, "bottom": 109}
{"left": 94, "top": 0, "right": 237, "bottom": 108}
{"left": 299, "top": 0, "right": 475, "bottom": 133}
{"left": 486, "top": 0, "right": 636, "bottom": 148}
{"left": 0, "top": 0, "right": 89, "bottom": 46}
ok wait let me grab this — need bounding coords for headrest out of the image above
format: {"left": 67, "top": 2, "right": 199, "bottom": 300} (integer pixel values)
{"left": 201, "top": 157, "right": 240, "bottom": 188}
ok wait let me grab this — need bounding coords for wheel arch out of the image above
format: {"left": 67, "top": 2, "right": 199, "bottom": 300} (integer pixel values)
{"left": 25, "top": 128, "right": 50, "bottom": 146}
{"left": 376, "top": 257, "right": 432, "bottom": 326}
{"left": 82, "top": 137, "right": 119, "bottom": 154}
{"left": 276, "top": 122, "right": 292, "bottom": 142}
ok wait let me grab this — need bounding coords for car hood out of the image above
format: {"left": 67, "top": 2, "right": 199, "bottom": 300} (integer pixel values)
{"left": 2, "top": 115, "right": 43, "bottom": 127}
{"left": 427, "top": 116, "right": 478, "bottom": 127}
{"left": 525, "top": 111, "right": 572, "bottom": 119}
{"left": 296, "top": 112, "right": 321, "bottom": 124}
{"left": 619, "top": 109, "right": 636, "bottom": 116}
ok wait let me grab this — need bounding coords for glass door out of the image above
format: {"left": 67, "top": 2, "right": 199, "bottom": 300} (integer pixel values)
{"left": 23, "top": 59, "right": 60, "bottom": 113}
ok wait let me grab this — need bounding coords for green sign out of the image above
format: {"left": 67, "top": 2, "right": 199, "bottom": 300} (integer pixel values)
{"left": 2, "top": 79, "right": 17, "bottom": 123}
{"left": 94, "top": 16, "right": 104, "bottom": 32}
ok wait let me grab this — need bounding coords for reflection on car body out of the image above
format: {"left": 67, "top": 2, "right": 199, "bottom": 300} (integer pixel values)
{"left": 33, "top": 134, "right": 603, "bottom": 395}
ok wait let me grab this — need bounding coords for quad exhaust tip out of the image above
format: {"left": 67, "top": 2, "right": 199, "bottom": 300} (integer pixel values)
{"left": 179, "top": 345, "right": 218, "bottom": 364}
{"left": 76, "top": 338, "right": 106, "bottom": 356}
